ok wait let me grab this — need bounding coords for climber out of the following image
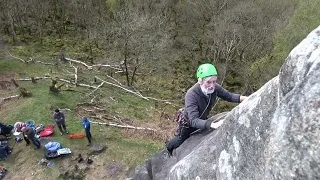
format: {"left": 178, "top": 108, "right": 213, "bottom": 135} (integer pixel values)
{"left": 166, "top": 63, "right": 248, "bottom": 155}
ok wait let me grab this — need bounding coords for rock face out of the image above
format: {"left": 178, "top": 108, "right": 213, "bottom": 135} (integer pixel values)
{"left": 129, "top": 26, "right": 320, "bottom": 180}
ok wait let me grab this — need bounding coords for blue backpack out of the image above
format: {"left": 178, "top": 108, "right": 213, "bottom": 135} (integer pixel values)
{"left": 25, "top": 120, "right": 35, "bottom": 129}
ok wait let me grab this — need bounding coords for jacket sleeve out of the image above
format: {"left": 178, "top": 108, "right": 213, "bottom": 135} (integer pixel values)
{"left": 185, "top": 92, "right": 207, "bottom": 130}
{"left": 215, "top": 84, "right": 240, "bottom": 103}
{"left": 61, "top": 113, "right": 65, "bottom": 121}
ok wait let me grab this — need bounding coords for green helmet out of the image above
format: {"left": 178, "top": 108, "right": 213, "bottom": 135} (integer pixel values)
{"left": 196, "top": 63, "right": 218, "bottom": 79}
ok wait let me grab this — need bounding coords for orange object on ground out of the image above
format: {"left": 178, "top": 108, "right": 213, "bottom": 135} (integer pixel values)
{"left": 67, "top": 133, "right": 85, "bottom": 139}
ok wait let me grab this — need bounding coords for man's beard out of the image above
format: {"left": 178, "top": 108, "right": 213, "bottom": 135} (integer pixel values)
{"left": 200, "top": 85, "right": 215, "bottom": 95}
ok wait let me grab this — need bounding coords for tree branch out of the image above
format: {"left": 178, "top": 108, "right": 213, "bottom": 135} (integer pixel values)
{"left": 94, "top": 76, "right": 149, "bottom": 100}
{"left": 90, "top": 121, "right": 157, "bottom": 132}
{"left": 72, "top": 65, "right": 78, "bottom": 84}
{"left": 87, "top": 82, "right": 104, "bottom": 96}
{"left": 105, "top": 74, "right": 123, "bottom": 86}
{"left": 58, "top": 78, "right": 97, "bottom": 89}
{"left": 7, "top": 51, "right": 54, "bottom": 65}
{"left": 64, "top": 57, "right": 122, "bottom": 71}
{"left": 16, "top": 77, "right": 51, "bottom": 81}
{"left": 2, "top": 94, "right": 20, "bottom": 101}
{"left": 6, "top": 51, "right": 26, "bottom": 62}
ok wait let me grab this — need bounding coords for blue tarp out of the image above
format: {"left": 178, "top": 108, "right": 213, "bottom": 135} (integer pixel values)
{"left": 45, "top": 142, "right": 61, "bottom": 152}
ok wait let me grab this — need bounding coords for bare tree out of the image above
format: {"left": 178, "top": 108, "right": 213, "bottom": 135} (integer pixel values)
{"left": 110, "top": 0, "right": 168, "bottom": 86}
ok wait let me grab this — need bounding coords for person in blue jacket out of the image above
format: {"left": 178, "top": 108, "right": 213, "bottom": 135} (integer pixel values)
{"left": 82, "top": 117, "right": 92, "bottom": 146}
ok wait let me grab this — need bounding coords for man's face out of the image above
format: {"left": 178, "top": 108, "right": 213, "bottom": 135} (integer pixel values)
{"left": 200, "top": 76, "right": 217, "bottom": 94}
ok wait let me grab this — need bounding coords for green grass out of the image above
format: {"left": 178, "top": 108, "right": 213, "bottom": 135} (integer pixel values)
{"left": 4, "top": 80, "right": 87, "bottom": 147}
{"left": 0, "top": 57, "right": 164, "bottom": 179}
{"left": 0, "top": 58, "right": 53, "bottom": 77}
{"left": 107, "top": 92, "right": 155, "bottom": 122}
{"left": 0, "top": 60, "right": 24, "bottom": 74}
{"left": 0, "top": 28, "right": 177, "bottom": 176}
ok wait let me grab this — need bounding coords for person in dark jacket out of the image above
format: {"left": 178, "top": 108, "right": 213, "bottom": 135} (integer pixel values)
{"left": 81, "top": 117, "right": 92, "bottom": 146}
{"left": 53, "top": 109, "right": 68, "bottom": 135}
{"left": 22, "top": 126, "right": 40, "bottom": 149}
{"left": 166, "top": 63, "right": 247, "bottom": 155}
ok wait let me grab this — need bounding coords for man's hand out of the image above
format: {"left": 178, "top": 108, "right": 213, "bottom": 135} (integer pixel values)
{"left": 210, "top": 119, "right": 225, "bottom": 129}
{"left": 240, "top": 96, "right": 248, "bottom": 103}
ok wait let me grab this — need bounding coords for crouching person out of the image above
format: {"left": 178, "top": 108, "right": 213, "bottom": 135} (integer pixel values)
{"left": 13, "top": 122, "right": 26, "bottom": 134}
{"left": 22, "top": 127, "right": 40, "bottom": 149}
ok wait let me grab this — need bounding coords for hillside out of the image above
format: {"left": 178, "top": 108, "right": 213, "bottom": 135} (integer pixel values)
{"left": 1, "top": 0, "right": 320, "bottom": 179}
{"left": 0, "top": 53, "right": 176, "bottom": 179}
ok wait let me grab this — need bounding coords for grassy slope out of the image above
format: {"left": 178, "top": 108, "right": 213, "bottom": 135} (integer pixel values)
{"left": 0, "top": 57, "right": 166, "bottom": 179}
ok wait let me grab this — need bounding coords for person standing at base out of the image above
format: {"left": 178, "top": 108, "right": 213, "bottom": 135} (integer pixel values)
{"left": 81, "top": 117, "right": 92, "bottom": 146}
{"left": 166, "top": 63, "right": 247, "bottom": 156}
{"left": 53, "top": 109, "right": 69, "bottom": 135}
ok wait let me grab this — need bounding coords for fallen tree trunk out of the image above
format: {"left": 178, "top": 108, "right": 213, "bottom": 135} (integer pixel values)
{"left": 95, "top": 76, "right": 149, "bottom": 100}
{"left": 7, "top": 51, "right": 54, "bottom": 65}
{"left": 65, "top": 57, "right": 122, "bottom": 71}
{"left": 59, "top": 78, "right": 97, "bottom": 89}
{"left": 95, "top": 76, "right": 180, "bottom": 105}
{"left": 6, "top": 51, "right": 26, "bottom": 63}
{"left": 87, "top": 82, "right": 104, "bottom": 96}
{"left": 16, "top": 75, "right": 179, "bottom": 106}
{"left": 16, "top": 77, "right": 51, "bottom": 81}
{"left": 2, "top": 94, "right": 20, "bottom": 101}
{"left": 90, "top": 121, "right": 157, "bottom": 132}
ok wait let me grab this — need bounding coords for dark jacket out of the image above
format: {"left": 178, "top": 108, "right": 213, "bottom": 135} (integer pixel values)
{"left": 22, "top": 127, "right": 35, "bottom": 139}
{"left": 54, "top": 112, "right": 65, "bottom": 124}
{"left": 184, "top": 83, "right": 240, "bottom": 130}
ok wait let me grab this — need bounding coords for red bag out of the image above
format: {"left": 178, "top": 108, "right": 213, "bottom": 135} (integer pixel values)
{"left": 39, "top": 125, "right": 54, "bottom": 137}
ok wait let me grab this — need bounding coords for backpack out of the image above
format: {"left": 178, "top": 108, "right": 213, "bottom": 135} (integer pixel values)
{"left": 174, "top": 108, "right": 187, "bottom": 124}
{"left": 25, "top": 120, "right": 35, "bottom": 129}
{"left": 45, "top": 142, "right": 61, "bottom": 152}
{"left": 39, "top": 126, "right": 54, "bottom": 137}
{"left": 57, "top": 148, "right": 71, "bottom": 155}
{"left": 35, "top": 124, "right": 45, "bottom": 133}
{"left": 173, "top": 108, "right": 189, "bottom": 136}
